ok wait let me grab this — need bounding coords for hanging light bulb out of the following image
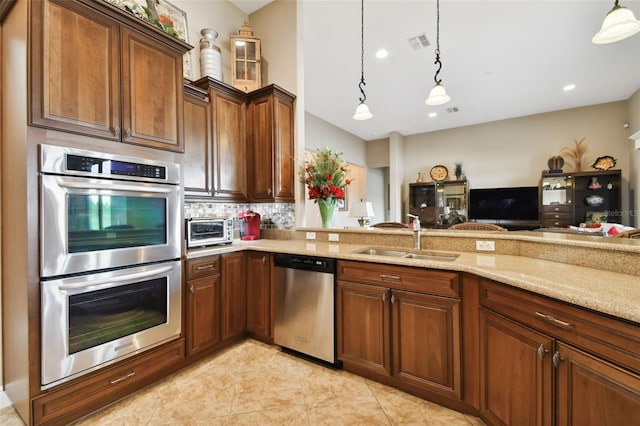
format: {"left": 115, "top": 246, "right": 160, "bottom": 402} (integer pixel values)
{"left": 353, "top": 0, "right": 373, "bottom": 120}
{"left": 593, "top": 0, "right": 640, "bottom": 44}
{"left": 425, "top": 0, "right": 451, "bottom": 106}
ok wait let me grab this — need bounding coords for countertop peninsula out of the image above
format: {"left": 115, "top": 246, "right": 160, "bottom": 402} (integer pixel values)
{"left": 187, "top": 230, "right": 640, "bottom": 324}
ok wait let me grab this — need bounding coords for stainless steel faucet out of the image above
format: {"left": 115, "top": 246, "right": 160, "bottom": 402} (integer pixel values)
{"left": 407, "top": 214, "right": 421, "bottom": 249}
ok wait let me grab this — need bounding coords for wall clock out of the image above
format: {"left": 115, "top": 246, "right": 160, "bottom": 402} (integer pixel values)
{"left": 430, "top": 165, "right": 449, "bottom": 181}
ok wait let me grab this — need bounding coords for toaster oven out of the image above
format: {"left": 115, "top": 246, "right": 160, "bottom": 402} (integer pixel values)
{"left": 186, "top": 217, "right": 234, "bottom": 248}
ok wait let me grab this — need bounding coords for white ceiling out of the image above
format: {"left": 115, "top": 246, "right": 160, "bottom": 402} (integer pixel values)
{"left": 237, "top": 0, "right": 640, "bottom": 141}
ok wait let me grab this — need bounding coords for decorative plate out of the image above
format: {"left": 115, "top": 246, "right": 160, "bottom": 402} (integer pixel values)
{"left": 430, "top": 165, "right": 449, "bottom": 181}
{"left": 591, "top": 155, "right": 616, "bottom": 171}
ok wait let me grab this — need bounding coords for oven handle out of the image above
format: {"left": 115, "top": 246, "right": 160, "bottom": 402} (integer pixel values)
{"left": 58, "top": 265, "right": 174, "bottom": 291}
{"left": 56, "top": 180, "right": 174, "bottom": 194}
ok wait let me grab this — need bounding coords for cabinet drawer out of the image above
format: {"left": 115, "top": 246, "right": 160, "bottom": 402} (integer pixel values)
{"left": 479, "top": 279, "right": 640, "bottom": 374}
{"left": 186, "top": 256, "right": 220, "bottom": 280}
{"left": 543, "top": 204, "right": 571, "bottom": 214}
{"left": 338, "top": 260, "right": 459, "bottom": 297}
{"left": 33, "top": 339, "right": 184, "bottom": 425}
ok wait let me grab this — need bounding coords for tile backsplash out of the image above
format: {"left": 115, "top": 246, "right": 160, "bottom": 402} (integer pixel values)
{"left": 185, "top": 202, "right": 296, "bottom": 230}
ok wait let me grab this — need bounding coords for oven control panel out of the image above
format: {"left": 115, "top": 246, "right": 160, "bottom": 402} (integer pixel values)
{"left": 67, "top": 154, "right": 167, "bottom": 180}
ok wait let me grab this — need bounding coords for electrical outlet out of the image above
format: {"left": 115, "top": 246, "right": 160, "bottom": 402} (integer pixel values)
{"left": 476, "top": 240, "right": 496, "bottom": 251}
{"left": 328, "top": 233, "right": 340, "bottom": 242}
{"left": 306, "top": 232, "right": 316, "bottom": 240}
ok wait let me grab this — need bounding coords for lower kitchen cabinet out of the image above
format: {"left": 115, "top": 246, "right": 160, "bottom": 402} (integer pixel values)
{"left": 337, "top": 260, "right": 462, "bottom": 402}
{"left": 479, "top": 309, "right": 554, "bottom": 425}
{"left": 479, "top": 278, "right": 640, "bottom": 426}
{"left": 221, "top": 252, "right": 246, "bottom": 341}
{"left": 185, "top": 256, "right": 221, "bottom": 356}
{"left": 185, "top": 253, "right": 246, "bottom": 357}
{"left": 246, "top": 251, "right": 273, "bottom": 342}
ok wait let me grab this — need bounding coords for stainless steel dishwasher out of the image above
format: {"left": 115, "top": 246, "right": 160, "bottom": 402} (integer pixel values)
{"left": 273, "top": 253, "right": 336, "bottom": 364}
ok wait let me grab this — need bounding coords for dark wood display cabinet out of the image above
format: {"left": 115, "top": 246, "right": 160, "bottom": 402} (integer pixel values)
{"left": 409, "top": 180, "right": 468, "bottom": 228}
{"left": 30, "top": 0, "right": 190, "bottom": 152}
{"left": 540, "top": 170, "right": 621, "bottom": 227}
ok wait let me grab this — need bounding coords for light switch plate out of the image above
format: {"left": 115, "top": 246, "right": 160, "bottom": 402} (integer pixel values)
{"left": 328, "top": 233, "right": 340, "bottom": 242}
{"left": 476, "top": 240, "right": 496, "bottom": 251}
{"left": 306, "top": 232, "right": 316, "bottom": 240}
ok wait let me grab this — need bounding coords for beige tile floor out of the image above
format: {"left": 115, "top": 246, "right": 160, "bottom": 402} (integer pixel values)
{"left": 1, "top": 339, "right": 485, "bottom": 425}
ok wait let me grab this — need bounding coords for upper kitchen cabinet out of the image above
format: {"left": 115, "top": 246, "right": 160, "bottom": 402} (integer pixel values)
{"left": 194, "top": 77, "right": 248, "bottom": 202}
{"left": 30, "top": 0, "right": 190, "bottom": 152}
{"left": 183, "top": 84, "right": 212, "bottom": 196}
{"left": 247, "top": 85, "right": 296, "bottom": 203}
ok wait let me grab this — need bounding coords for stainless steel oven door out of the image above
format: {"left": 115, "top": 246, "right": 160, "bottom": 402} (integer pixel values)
{"left": 40, "top": 174, "right": 181, "bottom": 277}
{"left": 41, "top": 260, "right": 181, "bottom": 389}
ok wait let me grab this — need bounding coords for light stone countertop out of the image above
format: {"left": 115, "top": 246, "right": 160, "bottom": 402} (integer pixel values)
{"left": 187, "top": 239, "right": 640, "bottom": 324}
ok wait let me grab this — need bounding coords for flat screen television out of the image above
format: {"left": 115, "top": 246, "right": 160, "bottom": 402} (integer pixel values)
{"left": 469, "top": 186, "right": 539, "bottom": 222}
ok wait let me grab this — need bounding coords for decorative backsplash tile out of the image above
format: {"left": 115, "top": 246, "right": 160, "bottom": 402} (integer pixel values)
{"left": 185, "top": 202, "right": 296, "bottom": 230}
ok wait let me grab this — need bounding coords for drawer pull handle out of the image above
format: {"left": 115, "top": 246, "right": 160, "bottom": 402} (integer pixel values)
{"left": 552, "top": 351, "right": 563, "bottom": 368}
{"left": 379, "top": 274, "right": 401, "bottom": 281}
{"left": 110, "top": 371, "right": 136, "bottom": 385}
{"left": 535, "top": 311, "right": 572, "bottom": 328}
{"left": 195, "top": 264, "right": 215, "bottom": 271}
{"left": 537, "top": 344, "right": 548, "bottom": 360}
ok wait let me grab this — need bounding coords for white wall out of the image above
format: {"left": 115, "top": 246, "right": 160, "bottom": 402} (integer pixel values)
{"left": 403, "top": 101, "right": 634, "bottom": 225}
{"left": 367, "top": 167, "right": 388, "bottom": 222}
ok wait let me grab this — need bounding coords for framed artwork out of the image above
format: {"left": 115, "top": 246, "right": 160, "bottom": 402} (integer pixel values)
{"left": 107, "top": 0, "right": 193, "bottom": 79}
{"left": 153, "top": 0, "right": 193, "bottom": 80}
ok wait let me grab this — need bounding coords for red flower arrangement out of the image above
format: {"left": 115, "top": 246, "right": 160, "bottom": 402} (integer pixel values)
{"left": 302, "top": 147, "right": 352, "bottom": 202}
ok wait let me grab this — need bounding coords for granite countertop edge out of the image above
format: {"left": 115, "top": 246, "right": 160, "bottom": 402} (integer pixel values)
{"left": 186, "top": 239, "right": 640, "bottom": 324}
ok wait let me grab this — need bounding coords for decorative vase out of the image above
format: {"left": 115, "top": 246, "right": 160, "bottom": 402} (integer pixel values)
{"left": 199, "top": 28, "right": 222, "bottom": 80}
{"left": 317, "top": 197, "right": 337, "bottom": 228}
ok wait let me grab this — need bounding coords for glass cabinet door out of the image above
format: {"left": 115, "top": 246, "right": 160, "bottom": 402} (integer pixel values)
{"left": 438, "top": 181, "right": 468, "bottom": 227}
{"left": 540, "top": 174, "right": 572, "bottom": 227}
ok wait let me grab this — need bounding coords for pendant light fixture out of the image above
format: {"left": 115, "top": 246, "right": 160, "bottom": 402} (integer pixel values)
{"left": 593, "top": 0, "right": 640, "bottom": 44}
{"left": 425, "top": 0, "right": 451, "bottom": 106}
{"left": 353, "top": 0, "right": 373, "bottom": 120}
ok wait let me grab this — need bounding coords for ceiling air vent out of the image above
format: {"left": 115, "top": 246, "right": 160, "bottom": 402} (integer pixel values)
{"left": 407, "top": 33, "right": 430, "bottom": 50}
{"left": 446, "top": 107, "right": 459, "bottom": 113}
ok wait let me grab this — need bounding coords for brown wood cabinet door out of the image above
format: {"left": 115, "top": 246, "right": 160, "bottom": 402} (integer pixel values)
{"left": 337, "top": 281, "right": 392, "bottom": 378}
{"left": 211, "top": 90, "right": 247, "bottom": 200}
{"left": 272, "top": 94, "right": 295, "bottom": 202}
{"left": 31, "top": 0, "right": 120, "bottom": 139}
{"left": 246, "top": 252, "right": 272, "bottom": 341}
{"left": 392, "top": 290, "right": 462, "bottom": 400}
{"left": 183, "top": 91, "right": 212, "bottom": 196}
{"left": 121, "top": 27, "right": 184, "bottom": 152}
{"left": 556, "top": 342, "right": 640, "bottom": 425}
{"left": 248, "top": 94, "right": 274, "bottom": 201}
{"left": 186, "top": 275, "right": 220, "bottom": 356}
{"left": 479, "top": 309, "right": 554, "bottom": 426}
{"left": 247, "top": 87, "right": 295, "bottom": 202}
{"left": 221, "top": 252, "right": 247, "bottom": 341}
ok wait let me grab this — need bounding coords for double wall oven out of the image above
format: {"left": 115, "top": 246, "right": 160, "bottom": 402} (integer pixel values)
{"left": 39, "top": 144, "right": 182, "bottom": 389}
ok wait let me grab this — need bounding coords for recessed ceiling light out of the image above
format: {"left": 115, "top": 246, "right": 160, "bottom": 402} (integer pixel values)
{"left": 375, "top": 49, "right": 388, "bottom": 59}
{"left": 428, "top": 112, "right": 437, "bottom": 118}
{"left": 563, "top": 84, "right": 576, "bottom": 91}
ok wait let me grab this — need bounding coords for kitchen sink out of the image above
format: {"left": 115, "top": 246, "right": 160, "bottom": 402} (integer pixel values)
{"left": 352, "top": 247, "right": 459, "bottom": 262}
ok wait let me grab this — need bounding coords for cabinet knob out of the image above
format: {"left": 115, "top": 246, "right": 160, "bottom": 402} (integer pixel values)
{"left": 537, "top": 344, "right": 548, "bottom": 360}
{"left": 391, "top": 294, "right": 395, "bottom": 304}
{"left": 113, "top": 126, "right": 121, "bottom": 138}
{"left": 261, "top": 256, "right": 267, "bottom": 264}
{"left": 190, "top": 285, "right": 195, "bottom": 294}
{"left": 126, "top": 128, "right": 132, "bottom": 138}
{"left": 267, "top": 188, "right": 272, "bottom": 195}
{"left": 552, "top": 351, "right": 563, "bottom": 368}
{"left": 554, "top": 207, "right": 560, "bottom": 211}
{"left": 382, "top": 293, "right": 386, "bottom": 303}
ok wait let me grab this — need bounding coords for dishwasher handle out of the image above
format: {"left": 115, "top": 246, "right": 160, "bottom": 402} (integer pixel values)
{"left": 273, "top": 253, "right": 336, "bottom": 274}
